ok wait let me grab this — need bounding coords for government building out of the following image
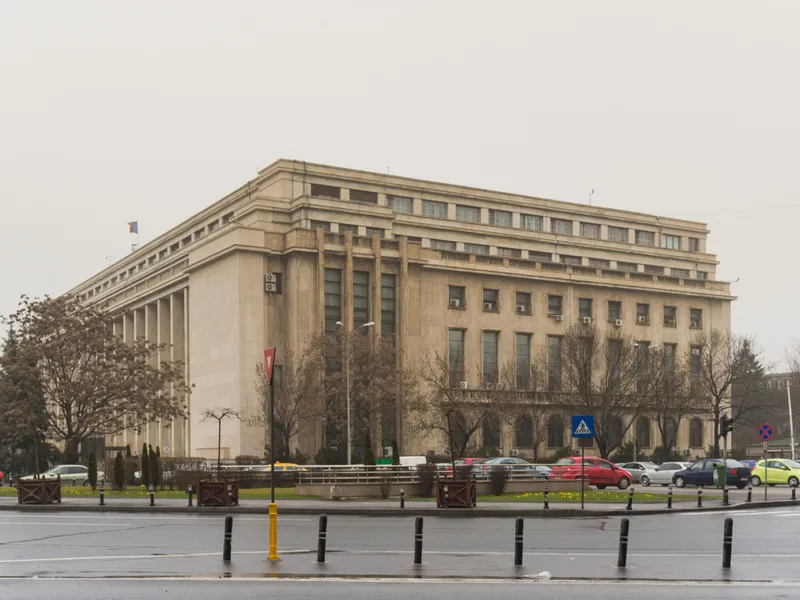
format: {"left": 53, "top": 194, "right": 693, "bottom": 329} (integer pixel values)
{"left": 69, "top": 160, "right": 733, "bottom": 461}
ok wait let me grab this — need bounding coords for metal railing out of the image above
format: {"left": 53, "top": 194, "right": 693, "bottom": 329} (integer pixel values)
{"left": 296, "top": 464, "right": 554, "bottom": 485}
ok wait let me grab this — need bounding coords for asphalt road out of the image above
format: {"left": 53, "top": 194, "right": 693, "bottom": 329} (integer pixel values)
{"left": 1, "top": 580, "right": 798, "bottom": 600}
{"left": 1, "top": 507, "right": 799, "bottom": 581}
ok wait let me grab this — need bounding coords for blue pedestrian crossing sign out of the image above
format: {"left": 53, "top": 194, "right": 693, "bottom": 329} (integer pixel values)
{"left": 572, "top": 415, "right": 595, "bottom": 438}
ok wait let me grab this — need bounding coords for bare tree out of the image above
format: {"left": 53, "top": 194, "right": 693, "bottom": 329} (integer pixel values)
{"left": 498, "top": 361, "right": 550, "bottom": 461}
{"left": 693, "top": 330, "right": 771, "bottom": 457}
{"left": 250, "top": 339, "right": 325, "bottom": 461}
{"left": 647, "top": 346, "right": 695, "bottom": 461}
{"left": 201, "top": 408, "right": 241, "bottom": 474}
{"left": 410, "top": 351, "right": 506, "bottom": 459}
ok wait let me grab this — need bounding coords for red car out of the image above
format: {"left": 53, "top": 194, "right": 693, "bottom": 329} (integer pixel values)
{"left": 445, "top": 458, "right": 486, "bottom": 475}
{"left": 550, "top": 457, "right": 632, "bottom": 489}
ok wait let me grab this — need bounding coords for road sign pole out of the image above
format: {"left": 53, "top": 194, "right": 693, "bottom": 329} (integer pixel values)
{"left": 581, "top": 442, "right": 585, "bottom": 510}
{"left": 764, "top": 441, "right": 768, "bottom": 502}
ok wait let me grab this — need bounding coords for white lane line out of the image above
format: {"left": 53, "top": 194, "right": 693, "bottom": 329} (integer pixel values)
{"left": 0, "top": 514, "right": 309, "bottom": 523}
{"left": 0, "top": 549, "right": 311, "bottom": 565}
{"left": 680, "top": 510, "right": 800, "bottom": 517}
{"left": 0, "top": 522, "right": 131, "bottom": 527}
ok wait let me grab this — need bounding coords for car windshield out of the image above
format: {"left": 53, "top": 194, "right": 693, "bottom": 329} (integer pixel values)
{"left": 784, "top": 460, "right": 800, "bottom": 469}
{"left": 555, "top": 458, "right": 577, "bottom": 465}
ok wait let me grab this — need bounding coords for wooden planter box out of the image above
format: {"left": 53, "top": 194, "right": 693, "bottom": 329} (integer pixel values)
{"left": 18, "top": 479, "right": 62, "bottom": 504}
{"left": 436, "top": 478, "right": 477, "bottom": 508}
{"left": 197, "top": 479, "right": 239, "bottom": 507}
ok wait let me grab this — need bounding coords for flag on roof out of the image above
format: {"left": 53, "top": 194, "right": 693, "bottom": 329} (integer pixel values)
{"left": 128, "top": 221, "right": 138, "bottom": 234}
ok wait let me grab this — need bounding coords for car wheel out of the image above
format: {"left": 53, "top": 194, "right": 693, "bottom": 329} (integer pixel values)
{"left": 595, "top": 485, "right": 607, "bottom": 490}
{"left": 789, "top": 476, "right": 799, "bottom": 488}
{"left": 83, "top": 479, "right": 90, "bottom": 486}
{"left": 751, "top": 475, "right": 761, "bottom": 486}
{"left": 617, "top": 477, "right": 630, "bottom": 490}
{"left": 640, "top": 475, "right": 650, "bottom": 487}
{"left": 674, "top": 476, "right": 686, "bottom": 488}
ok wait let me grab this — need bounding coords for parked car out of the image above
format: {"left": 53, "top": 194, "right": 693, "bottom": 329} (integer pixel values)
{"left": 673, "top": 459, "right": 751, "bottom": 489}
{"left": 750, "top": 459, "right": 800, "bottom": 487}
{"left": 445, "top": 458, "right": 486, "bottom": 475}
{"left": 480, "top": 457, "right": 536, "bottom": 476}
{"left": 615, "top": 462, "right": 658, "bottom": 484}
{"left": 531, "top": 465, "right": 552, "bottom": 480}
{"left": 20, "top": 464, "right": 104, "bottom": 486}
{"left": 550, "top": 457, "right": 632, "bottom": 489}
{"left": 639, "top": 462, "right": 693, "bottom": 486}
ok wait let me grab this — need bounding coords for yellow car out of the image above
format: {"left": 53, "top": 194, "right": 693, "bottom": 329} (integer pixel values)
{"left": 750, "top": 458, "right": 800, "bottom": 487}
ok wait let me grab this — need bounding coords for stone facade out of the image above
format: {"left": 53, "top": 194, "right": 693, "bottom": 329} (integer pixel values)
{"left": 69, "top": 160, "right": 733, "bottom": 461}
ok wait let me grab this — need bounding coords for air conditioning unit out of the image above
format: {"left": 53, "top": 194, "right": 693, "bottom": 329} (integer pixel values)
{"left": 582, "top": 316, "right": 592, "bottom": 324}
{"left": 556, "top": 314, "right": 564, "bottom": 321}
{"left": 691, "top": 348, "right": 700, "bottom": 356}
{"left": 495, "top": 383, "right": 505, "bottom": 390}
{"left": 265, "top": 282, "right": 277, "bottom": 293}
{"left": 265, "top": 273, "right": 278, "bottom": 283}
{"left": 637, "top": 316, "right": 648, "bottom": 324}
{"left": 459, "top": 381, "right": 469, "bottom": 389}
{"left": 511, "top": 448, "right": 520, "bottom": 457}
{"left": 449, "top": 298, "right": 461, "bottom": 308}
{"left": 615, "top": 319, "right": 623, "bottom": 327}
{"left": 483, "top": 302, "right": 494, "bottom": 310}
{"left": 516, "top": 304, "right": 527, "bottom": 313}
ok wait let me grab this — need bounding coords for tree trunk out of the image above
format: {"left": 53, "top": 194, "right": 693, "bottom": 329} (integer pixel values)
{"left": 64, "top": 437, "right": 80, "bottom": 464}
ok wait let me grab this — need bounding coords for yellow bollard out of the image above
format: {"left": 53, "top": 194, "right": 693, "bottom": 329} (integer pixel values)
{"left": 268, "top": 502, "right": 280, "bottom": 561}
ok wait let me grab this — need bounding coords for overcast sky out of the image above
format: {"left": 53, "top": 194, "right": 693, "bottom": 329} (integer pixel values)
{"left": 1, "top": 1, "right": 798, "bottom": 365}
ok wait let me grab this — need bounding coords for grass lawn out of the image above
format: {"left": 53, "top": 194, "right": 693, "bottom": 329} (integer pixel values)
{"left": 0, "top": 486, "right": 716, "bottom": 504}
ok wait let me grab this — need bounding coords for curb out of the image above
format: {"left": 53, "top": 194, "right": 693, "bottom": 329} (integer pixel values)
{"left": 0, "top": 499, "right": 796, "bottom": 518}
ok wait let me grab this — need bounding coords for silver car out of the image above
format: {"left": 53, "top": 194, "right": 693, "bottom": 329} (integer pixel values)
{"left": 615, "top": 462, "right": 658, "bottom": 484}
{"left": 640, "top": 462, "right": 694, "bottom": 487}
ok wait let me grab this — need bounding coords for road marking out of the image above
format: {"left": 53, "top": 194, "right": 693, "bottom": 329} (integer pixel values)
{"left": 680, "top": 510, "right": 800, "bottom": 517}
{"left": 0, "top": 522, "right": 130, "bottom": 527}
{"left": 0, "top": 514, "right": 309, "bottom": 523}
{"left": 0, "top": 549, "right": 311, "bottom": 565}
{"left": 342, "top": 549, "right": 800, "bottom": 559}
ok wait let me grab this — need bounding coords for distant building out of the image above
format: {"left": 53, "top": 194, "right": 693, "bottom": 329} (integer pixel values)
{"left": 69, "top": 160, "right": 733, "bottom": 460}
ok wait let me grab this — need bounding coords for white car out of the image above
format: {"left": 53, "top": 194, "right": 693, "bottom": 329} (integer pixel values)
{"left": 21, "top": 464, "right": 105, "bottom": 486}
{"left": 639, "top": 462, "right": 694, "bottom": 487}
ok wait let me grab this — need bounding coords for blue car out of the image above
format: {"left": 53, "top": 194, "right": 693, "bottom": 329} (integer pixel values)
{"left": 673, "top": 458, "right": 751, "bottom": 489}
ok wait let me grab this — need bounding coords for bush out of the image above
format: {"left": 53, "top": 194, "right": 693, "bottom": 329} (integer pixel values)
{"left": 113, "top": 452, "right": 125, "bottom": 491}
{"left": 148, "top": 444, "right": 157, "bottom": 489}
{"left": 289, "top": 449, "right": 309, "bottom": 465}
{"left": 141, "top": 444, "right": 150, "bottom": 488}
{"left": 124, "top": 457, "right": 137, "bottom": 486}
{"left": 418, "top": 463, "right": 438, "bottom": 497}
{"left": 88, "top": 452, "right": 98, "bottom": 489}
{"left": 314, "top": 446, "right": 346, "bottom": 465}
{"left": 489, "top": 466, "right": 509, "bottom": 495}
{"left": 609, "top": 442, "right": 646, "bottom": 463}
{"left": 650, "top": 446, "right": 683, "bottom": 464}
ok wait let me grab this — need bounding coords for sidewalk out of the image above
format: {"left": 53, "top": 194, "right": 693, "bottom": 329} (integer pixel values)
{"left": 0, "top": 494, "right": 796, "bottom": 517}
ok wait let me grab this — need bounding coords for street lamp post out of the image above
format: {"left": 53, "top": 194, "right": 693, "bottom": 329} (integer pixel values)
{"left": 787, "top": 379, "right": 796, "bottom": 461}
{"left": 336, "top": 320, "right": 375, "bottom": 465}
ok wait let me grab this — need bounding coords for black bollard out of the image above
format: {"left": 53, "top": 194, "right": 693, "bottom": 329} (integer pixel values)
{"left": 626, "top": 488, "right": 634, "bottom": 511}
{"left": 722, "top": 517, "right": 733, "bottom": 569}
{"left": 746, "top": 485, "right": 752, "bottom": 503}
{"left": 57, "top": 474, "right": 61, "bottom": 503}
{"left": 222, "top": 515, "right": 233, "bottom": 562}
{"left": 792, "top": 484, "right": 797, "bottom": 502}
{"left": 723, "top": 487, "right": 729, "bottom": 506}
{"left": 400, "top": 488, "right": 405, "bottom": 509}
{"left": 514, "top": 517, "right": 524, "bottom": 567}
{"left": 187, "top": 484, "right": 194, "bottom": 507}
{"left": 543, "top": 486, "right": 549, "bottom": 510}
{"left": 149, "top": 484, "right": 155, "bottom": 507}
{"left": 99, "top": 480, "right": 105, "bottom": 506}
{"left": 697, "top": 487, "right": 703, "bottom": 508}
{"left": 413, "top": 516, "right": 423, "bottom": 565}
{"left": 317, "top": 514, "right": 328, "bottom": 563}
{"left": 617, "top": 518, "right": 630, "bottom": 568}
{"left": 667, "top": 486, "right": 673, "bottom": 509}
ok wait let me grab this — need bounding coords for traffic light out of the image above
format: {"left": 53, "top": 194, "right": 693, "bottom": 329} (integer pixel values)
{"left": 720, "top": 416, "right": 733, "bottom": 437}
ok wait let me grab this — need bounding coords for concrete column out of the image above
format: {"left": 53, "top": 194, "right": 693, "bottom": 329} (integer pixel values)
{"left": 146, "top": 303, "right": 158, "bottom": 448}
{"left": 158, "top": 297, "right": 173, "bottom": 455}
{"left": 412, "top": 197, "right": 422, "bottom": 215}
{"left": 447, "top": 203, "right": 456, "bottom": 220}
{"left": 397, "top": 237, "right": 408, "bottom": 450}
{"left": 171, "top": 291, "right": 187, "bottom": 456}
{"left": 344, "top": 230, "right": 354, "bottom": 331}
{"left": 512, "top": 213, "right": 521, "bottom": 228}
{"left": 372, "top": 235, "right": 382, "bottom": 338}
{"left": 317, "top": 228, "right": 326, "bottom": 333}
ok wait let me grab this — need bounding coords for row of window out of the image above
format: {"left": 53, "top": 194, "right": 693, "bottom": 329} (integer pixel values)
{"left": 324, "top": 268, "right": 396, "bottom": 336}
{"left": 447, "top": 285, "right": 704, "bottom": 328}
{"left": 309, "top": 183, "right": 703, "bottom": 252}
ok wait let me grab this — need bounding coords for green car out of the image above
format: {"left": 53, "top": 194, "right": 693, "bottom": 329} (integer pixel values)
{"left": 20, "top": 464, "right": 104, "bottom": 486}
{"left": 750, "top": 459, "right": 800, "bottom": 487}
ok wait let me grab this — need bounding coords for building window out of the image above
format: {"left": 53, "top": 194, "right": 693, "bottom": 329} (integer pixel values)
{"left": 515, "top": 333, "right": 531, "bottom": 389}
{"left": 324, "top": 269, "right": 342, "bottom": 333}
{"left": 521, "top": 214, "right": 543, "bottom": 231}
{"left": 607, "top": 417, "right": 623, "bottom": 450}
{"left": 350, "top": 189, "right": 378, "bottom": 204}
{"left": 635, "top": 341, "right": 649, "bottom": 394}
{"left": 516, "top": 292, "right": 531, "bottom": 315}
{"left": 690, "top": 346, "right": 702, "bottom": 376}
{"left": 589, "top": 258, "right": 610, "bottom": 268}
{"left": 671, "top": 268, "right": 690, "bottom": 278}
{"left": 696, "top": 271, "right": 708, "bottom": 280}
{"left": 644, "top": 265, "right": 664, "bottom": 274}
{"left": 547, "top": 415, "right": 564, "bottom": 448}
{"left": 661, "top": 234, "right": 681, "bottom": 249}
{"left": 635, "top": 230, "right": 655, "bottom": 246}
{"left": 690, "top": 308, "right": 702, "bottom": 329}
{"left": 482, "top": 289, "right": 499, "bottom": 312}
{"left": 688, "top": 237, "right": 700, "bottom": 252}
{"left": 222, "top": 212, "right": 234, "bottom": 225}
{"left": 169, "top": 243, "right": 179, "bottom": 253}
{"left": 551, "top": 218, "right": 572, "bottom": 235}
{"left": 529, "top": 251, "right": 551, "bottom": 262}
{"left": 381, "top": 274, "right": 396, "bottom": 337}
{"left": 689, "top": 418, "right": 704, "bottom": 448}
{"left": 482, "top": 331, "right": 499, "bottom": 385}
{"left": 311, "top": 220, "right": 331, "bottom": 232}
{"left": 455, "top": 205, "right": 480, "bottom": 223}
{"left": 448, "top": 285, "right": 466, "bottom": 308}
{"left": 482, "top": 415, "right": 501, "bottom": 449}
{"left": 489, "top": 210, "right": 511, "bottom": 227}
{"left": 578, "top": 298, "right": 593, "bottom": 320}
{"left": 182, "top": 236, "right": 192, "bottom": 247}
{"left": 388, "top": 195, "right": 413, "bottom": 213}
{"left": 448, "top": 329, "right": 466, "bottom": 385}
{"left": 636, "top": 417, "right": 651, "bottom": 448}
{"left": 607, "top": 301, "right": 622, "bottom": 322}
{"left": 636, "top": 303, "right": 650, "bottom": 324}
{"left": 464, "top": 243, "right": 489, "bottom": 255}
{"left": 548, "top": 295, "right": 563, "bottom": 316}
{"left": 547, "top": 336, "right": 562, "bottom": 391}
{"left": 194, "top": 229, "right": 204, "bottom": 241}
{"left": 208, "top": 221, "right": 219, "bottom": 233}
{"left": 580, "top": 222, "right": 601, "bottom": 238}
{"left": 561, "top": 255, "right": 582, "bottom": 265}
{"left": 353, "top": 271, "right": 369, "bottom": 327}
{"left": 616, "top": 261, "right": 638, "bottom": 271}
{"left": 608, "top": 226, "right": 629, "bottom": 243}
{"left": 498, "top": 247, "right": 521, "bottom": 258}
{"left": 366, "top": 227, "right": 384, "bottom": 238}
{"left": 311, "top": 184, "right": 341, "bottom": 199}
{"left": 422, "top": 200, "right": 447, "bottom": 219}
{"left": 664, "top": 305, "right": 677, "bottom": 326}
{"left": 431, "top": 239, "right": 457, "bottom": 251}
{"left": 339, "top": 224, "right": 358, "bottom": 234}
{"left": 663, "top": 343, "right": 677, "bottom": 393}
{"left": 515, "top": 414, "right": 533, "bottom": 447}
